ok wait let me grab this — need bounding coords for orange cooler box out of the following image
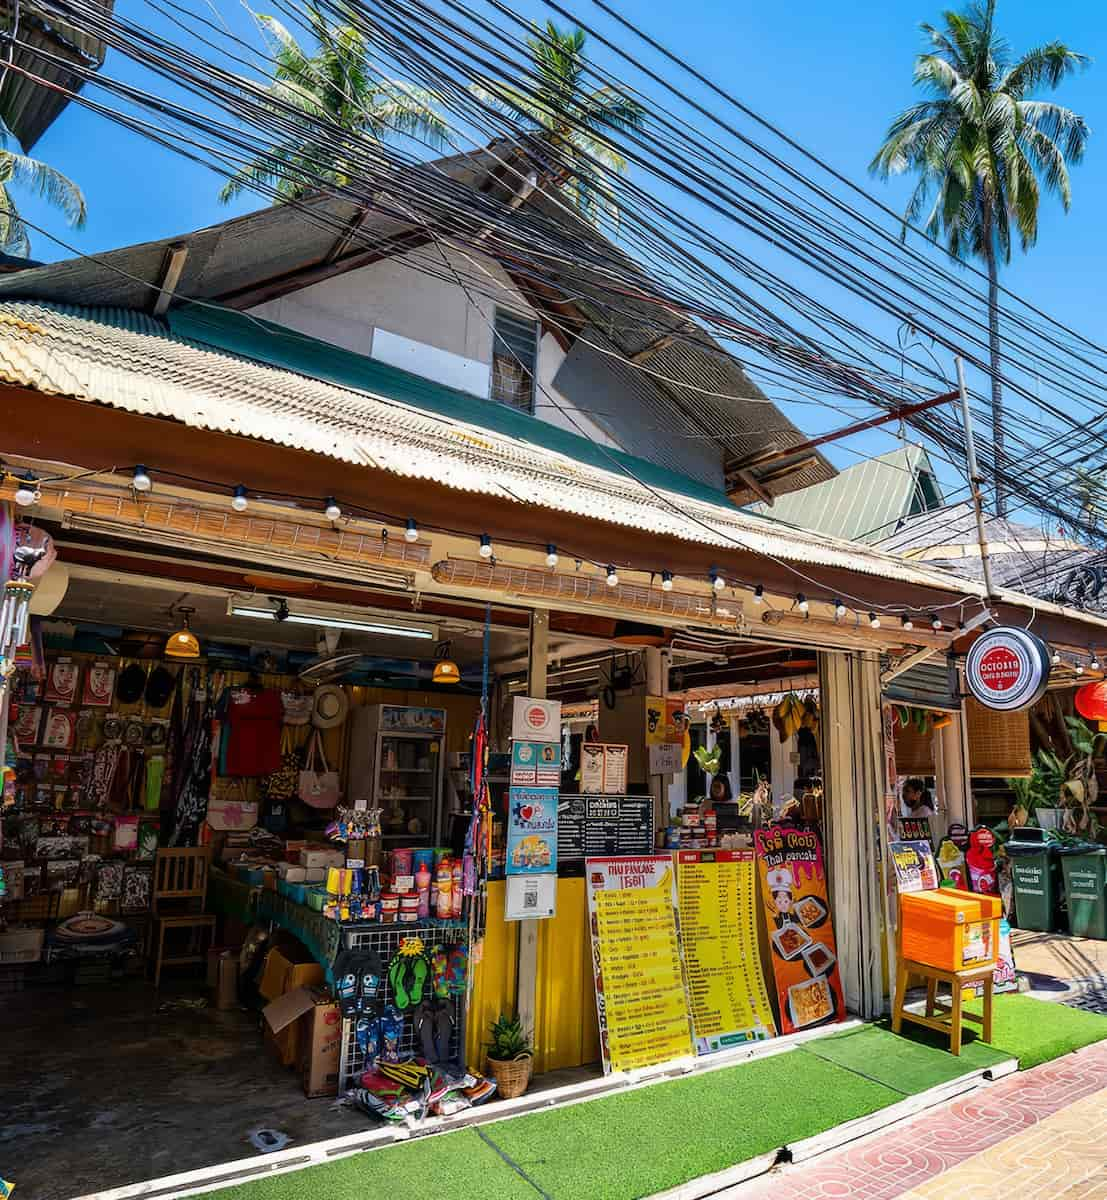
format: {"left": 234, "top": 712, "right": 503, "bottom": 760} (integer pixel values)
{"left": 899, "top": 888, "right": 1002, "bottom": 971}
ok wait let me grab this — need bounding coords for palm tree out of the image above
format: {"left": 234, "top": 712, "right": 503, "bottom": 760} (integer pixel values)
{"left": 871, "top": 1, "right": 1089, "bottom": 516}
{"left": 220, "top": 6, "right": 447, "bottom": 204}
{"left": 0, "top": 121, "right": 85, "bottom": 257}
{"left": 473, "top": 22, "right": 644, "bottom": 225}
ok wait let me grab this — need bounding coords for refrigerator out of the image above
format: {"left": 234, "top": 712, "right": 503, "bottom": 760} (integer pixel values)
{"left": 348, "top": 704, "right": 447, "bottom": 845}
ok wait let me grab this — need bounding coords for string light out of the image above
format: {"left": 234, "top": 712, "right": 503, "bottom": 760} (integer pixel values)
{"left": 606, "top": 565, "right": 619, "bottom": 587}
{"left": 131, "top": 465, "right": 152, "bottom": 492}
{"left": 869, "top": 612, "right": 881, "bottom": 629}
{"left": 1052, "top": 650, "right": 1062, "bottom": 666}
{"left": 1076, "top": 663, "right": 1085, "bottom": 676}
{"left": 753, "top": 585, "right": 764, "bottom": 605}
{"left": 324, "top": 497, "right": 341, "bottom": 521}
{"left": 230, "top": 484, "right": 248, "bottom": 513}
{"left": 711, "top": 569, "right": 726, "bottom": 592}
{"left": 661, "top": 570, "right": 673, "bottom": 592}
{"left": 545, "top": 544, "right": 559, "bottom": 568}
{"left": 479, "top": 534, "right": 493, "bottom": 559}
{"left": 404, "top": 518, "right": 419, "bottom": 543}
{"left": 930, "top": 614, "right": 942, "bottom": 631}
{"left": 13, "top": 474, "right": 38, "bottom": 507}
{"left": 833, "top": 598, "right": 846, "bottom": 619}
{"left": 796, "top": 593, "right": 809, "bottom": 614}
{"left": 1092, "top": 652, "right": 1101, "bottom": 671}
{"left": 901, "top": 614, "right": 914, "bottom": 631}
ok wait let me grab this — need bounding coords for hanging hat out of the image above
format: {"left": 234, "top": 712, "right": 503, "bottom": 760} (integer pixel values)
{"left": 145, "top": 665, "right": 176, "bottom": 710}
{"left": 766, "top": 867, "right": 794, "bottom": 893}
{"left": 312, "top": 684, "right": 349, "bottom": 729}
{"left": 116, "top": 663, "right": 147, "bottom": 705}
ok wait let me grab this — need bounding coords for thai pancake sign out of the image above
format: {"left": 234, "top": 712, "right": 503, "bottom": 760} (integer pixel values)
{"left": 585, "top": 855, "right": 694, "bottom": 1073}
{"left": 676, "top": 850, "right": 776, "bottom": 1052}
{"left": 754, "top": 826, "right": 846, "bottom": 1034}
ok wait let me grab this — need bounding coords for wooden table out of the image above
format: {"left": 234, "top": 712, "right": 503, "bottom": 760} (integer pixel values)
{"left": 892, "top": 958, "right": 994, "bottom": 1055}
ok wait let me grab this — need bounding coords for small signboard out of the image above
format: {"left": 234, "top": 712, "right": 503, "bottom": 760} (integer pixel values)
{"left": 512, "top": 697, "right": 561, "bottom": 742}
{"left": 964, "top": 627, "right": 1050, "bottom": 712}
{"left": 511, "top": 740, "right": 562, "bottom": 787}
{"left": 506, "top": 786, "right": 558, "bottom": 876}
{"left": 505, "top": 873, "right": 557, "bottom": 921}
{"left": 889, "top": 840, "right": 939, "bottom": 893}
{"left": 557, "top": 794, "right": 654, "bottom": 871}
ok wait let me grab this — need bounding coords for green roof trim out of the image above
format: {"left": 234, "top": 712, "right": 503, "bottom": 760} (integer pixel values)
{"left": 168, "top": 303, "right": 729, "bottom": 508}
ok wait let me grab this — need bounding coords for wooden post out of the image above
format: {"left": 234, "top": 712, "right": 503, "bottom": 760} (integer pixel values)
{"left": 515, "top": 608, "right": 548, "bottom": 1038}
{"left": 646, "top": 647, "right": 665, "bottom": 839}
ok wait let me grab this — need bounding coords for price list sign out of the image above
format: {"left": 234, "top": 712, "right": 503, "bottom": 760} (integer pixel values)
{"left": 585, "top": 856, "right": 694, "bottom": 1074}
{"left": 676, "top": 850, "right": 777, "bottom": 1053}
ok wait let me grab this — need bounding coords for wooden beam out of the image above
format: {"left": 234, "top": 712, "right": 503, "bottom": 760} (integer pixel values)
{"left": 629, "top": 332, "right": 677, "bottom": 362}
{"left": 151, "top": 243, "right": 188, "bottom": 317}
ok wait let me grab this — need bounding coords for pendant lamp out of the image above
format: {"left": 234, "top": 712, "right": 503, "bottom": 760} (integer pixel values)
{"left": 166, "top": 606, "right": 200, "bottom": 659}
{"left": 432, "top": 641, "right": 461, "bottom": 685}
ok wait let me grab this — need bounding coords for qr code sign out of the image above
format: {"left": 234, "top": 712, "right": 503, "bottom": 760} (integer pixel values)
{"left": 524, "top": 886, "right": 539, "bottom": 909}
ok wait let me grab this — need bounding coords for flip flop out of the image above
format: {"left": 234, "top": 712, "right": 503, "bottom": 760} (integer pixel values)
{"left": 430, "top": 944, "right": 450, "bottom": 1000}
{"left": 414, "top": 1000, "right": 437, "bottom": 1064}
{"left": 433, "top": 1003, "right": 455, "bottom": 1067}
{"left": 446, "top": 945, "right": 468, "bottom": 996}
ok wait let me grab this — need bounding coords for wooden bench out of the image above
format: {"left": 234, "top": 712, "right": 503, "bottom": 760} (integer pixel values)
{"left": 891, "top": 958, "right": 994, "bottom": 1055}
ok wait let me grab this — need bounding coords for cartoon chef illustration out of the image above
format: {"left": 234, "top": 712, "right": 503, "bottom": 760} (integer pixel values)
{"left": 767, "top": 866, "right": 799, "bottom": 929}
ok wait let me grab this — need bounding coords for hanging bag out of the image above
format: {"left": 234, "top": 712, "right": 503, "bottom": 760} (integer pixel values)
{"left": 299, "top": 729, "right": 341, "bottom": 809}
{"left": 264, "top": 727, "right": 300, "bottom": 802}
{"left": 207, "top": 779, "right": 259, "bottom": 831}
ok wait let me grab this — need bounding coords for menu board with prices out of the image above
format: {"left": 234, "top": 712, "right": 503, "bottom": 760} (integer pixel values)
{"left": 557, "top": 794, "right": 654, "bottom": 872}
{"left": 676, "top": 850, "right": 777, "bottom": 1052}
{"left": 585, "top": 855, "right": 694, "bottom": 1073}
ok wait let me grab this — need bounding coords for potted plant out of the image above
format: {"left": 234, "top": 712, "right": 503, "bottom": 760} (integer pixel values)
{"left": 486, "top": 1012, "right": 533, "bottom": 1099}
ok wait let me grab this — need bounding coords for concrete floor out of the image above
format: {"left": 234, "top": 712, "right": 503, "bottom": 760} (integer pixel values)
{"left": 0, "top": 975, "right": 367, "bottom": 1200}
{"left": 1012, "top": 928, "right": 1107, "bottom": 1014}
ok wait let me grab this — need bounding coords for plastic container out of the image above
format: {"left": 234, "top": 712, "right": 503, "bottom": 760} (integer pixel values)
{"left": 1007, "top": 827, "right": 1065, "bottom": 932}
{"left": 391, "top": 848, "right": 414, "bottom": 879}
{"left": 1059, "top": 844, "right": 1107, "bottom": 939}
{"left": 412, "top": 848, "right": 434, "bottom": 874}
{"left": 306, "top": 886, "right": 328, "bottom": 913}
{"left": 899, "top": 888, "right": 1002, "bottom": 971}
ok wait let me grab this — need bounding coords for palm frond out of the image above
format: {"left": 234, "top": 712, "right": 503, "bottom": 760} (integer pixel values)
{"left": 0, "top": 182, "right": 29, "bottom": 256}
{"left": 1, "top": 151, "right": 85, "bottom": 228}
{"left": 1002, "top": 42, "right": 1090, "bottom": 98}
{"left": 1019, "top": 100, "right": 1090, "bottom": 163}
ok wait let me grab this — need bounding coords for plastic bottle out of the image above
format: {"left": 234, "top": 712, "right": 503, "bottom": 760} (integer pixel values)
{"left": 436, "top": 857, "right": 453, "bottom": 918}
{"left": 415, "top": 861, "right": 431, "bottom": 919}
{"left": 451, "top": 858, "right": 463, "bottom": 918}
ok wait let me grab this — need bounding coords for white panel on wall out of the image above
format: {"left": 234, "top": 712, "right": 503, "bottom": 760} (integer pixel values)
{"left": 371, "top": 327, "right": 491, "bottom": 397}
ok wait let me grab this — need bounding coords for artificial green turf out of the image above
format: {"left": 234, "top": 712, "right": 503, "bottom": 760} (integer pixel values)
{"left": 800, "top": 1022, "right": 1011, "bottom": 1093}
{"left": 478, "top": 1051, "right": 899, "bottom": 1200}
{"left": 969, "top": 993, "right": 1107, "bottom": 1069}
{"left": 210, "top": 1129, "right": 537, "bottom": 1200}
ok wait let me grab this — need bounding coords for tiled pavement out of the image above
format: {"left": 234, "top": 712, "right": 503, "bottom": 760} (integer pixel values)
{"left": 730, "top": 1040, "right": 1107, "bottom": 1200}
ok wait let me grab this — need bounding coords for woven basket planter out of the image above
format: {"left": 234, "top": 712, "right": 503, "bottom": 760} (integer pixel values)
{"left": 487, "top": 1053, "right": 533, "bottom": 1099}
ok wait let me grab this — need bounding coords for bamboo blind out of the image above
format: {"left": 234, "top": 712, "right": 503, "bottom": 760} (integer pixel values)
{"left": 965, "top": 697, "right": 1032, "bottom": 778}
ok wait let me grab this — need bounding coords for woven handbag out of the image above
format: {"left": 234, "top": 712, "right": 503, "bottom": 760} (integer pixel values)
{"left": 263, "top": 727, "right": 300, "bottom": 801}
{"left": 298, "top": 729, "right": 340, "bottom": 809}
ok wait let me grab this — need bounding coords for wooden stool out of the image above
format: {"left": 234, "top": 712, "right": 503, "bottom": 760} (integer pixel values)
{"left": 892, "top": 958, "right": 994, "bottom": 1055}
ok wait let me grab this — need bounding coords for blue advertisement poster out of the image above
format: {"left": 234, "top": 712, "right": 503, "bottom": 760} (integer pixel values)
{"left": 506, "top": 786, "right": 559, "bottom": 875}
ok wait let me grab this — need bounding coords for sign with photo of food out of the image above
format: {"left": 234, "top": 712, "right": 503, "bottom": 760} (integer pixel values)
{"left": 754, "top": 825, "right": 845, "bottom": 1034}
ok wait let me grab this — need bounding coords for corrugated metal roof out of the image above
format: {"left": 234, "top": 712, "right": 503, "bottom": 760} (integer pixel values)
{"left": 0, "top": 146, "right": 834, "bottom": 501}
{"left": 0, "top": 299, "right": 989, "bottom": 597}
{"left": 754, "top": 445, "right": 940, "bottom": 543}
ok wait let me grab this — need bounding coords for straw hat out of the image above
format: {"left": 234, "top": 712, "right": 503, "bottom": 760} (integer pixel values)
{"left": 312, "top": 684, "right": 349, "bottom": 729}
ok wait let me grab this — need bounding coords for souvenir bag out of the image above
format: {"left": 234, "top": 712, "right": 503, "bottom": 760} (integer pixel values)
{"left": 280, "top": 691, "right": 313, "bottom": 727}
{"left": 299, "top": 729, "right": 340, "bottom": 809}
{"left": 207, "top": 779, "right": 259, "bottom": 831}
{"left": 264, "top": 728, "right": 300, "bottom": 802}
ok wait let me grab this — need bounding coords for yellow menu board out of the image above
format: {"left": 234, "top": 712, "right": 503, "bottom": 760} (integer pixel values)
{"left": 585, "top": 856, "right": 694, "bottom": 1073}
{"left": 676, "top": 850, "right": 777, "bottom": 1052}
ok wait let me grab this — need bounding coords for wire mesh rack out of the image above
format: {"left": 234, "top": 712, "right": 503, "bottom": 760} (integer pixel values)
{"left": 337, "top": 921, "right": 470, "bottom": 1092}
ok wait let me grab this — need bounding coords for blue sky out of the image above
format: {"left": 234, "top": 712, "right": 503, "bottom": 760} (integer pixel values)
{"left": 14, "top": 0, "right": 1106, "bottom": 513}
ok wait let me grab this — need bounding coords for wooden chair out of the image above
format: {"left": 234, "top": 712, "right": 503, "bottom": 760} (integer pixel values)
{"left": 892, "top": 958, "right": 994, "bottom": 1056}
{"left": 151, "top": 848, "right": 216, "bottom": 988}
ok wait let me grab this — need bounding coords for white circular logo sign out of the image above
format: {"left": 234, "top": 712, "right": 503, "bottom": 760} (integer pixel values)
{"left": 965, "top": 627, "right": 1050, "bottom": 712}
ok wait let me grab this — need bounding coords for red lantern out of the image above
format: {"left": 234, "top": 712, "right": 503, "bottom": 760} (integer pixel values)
{"left": 1074, "top": 682, "right": 1107, "bottom": 729}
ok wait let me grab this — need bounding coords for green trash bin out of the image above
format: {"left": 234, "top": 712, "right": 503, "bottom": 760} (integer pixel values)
{"left": 1059, "top": 844, "right": 1107, "bottom": 939}
{"left": 1006, "top": 827, "right": 1065, "bottom": 932}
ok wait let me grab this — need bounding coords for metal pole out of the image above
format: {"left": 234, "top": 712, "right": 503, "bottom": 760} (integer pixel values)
{"left": 956, "top": 357, "right": 998, "bottom": 601}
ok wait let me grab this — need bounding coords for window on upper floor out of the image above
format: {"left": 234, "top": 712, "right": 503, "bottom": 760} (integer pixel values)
{"left": 490, "top": 308, "right": 538, "bottom": 413}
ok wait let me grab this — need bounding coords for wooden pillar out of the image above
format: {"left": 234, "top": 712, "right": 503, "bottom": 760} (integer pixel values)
{"left": 646, "top": 646, "right": 665, "bottom": 836}
{"left": 515, "top": 608, "right": 548, "bottom": 1034}
{"left": 818, "top": 649, "right": 887, "bottom": 1019}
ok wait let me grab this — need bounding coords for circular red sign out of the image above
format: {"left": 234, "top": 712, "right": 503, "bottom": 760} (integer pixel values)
{"left": 527, "top": 705, "right": 550, "bottom": 730}
{"left": 977, "top": 646, "right": 1022, "bottom": 693}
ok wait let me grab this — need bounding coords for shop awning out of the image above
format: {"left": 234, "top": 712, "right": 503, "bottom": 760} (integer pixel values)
{"left": 2, "top": 297, "right": 1106, "bottom": 637}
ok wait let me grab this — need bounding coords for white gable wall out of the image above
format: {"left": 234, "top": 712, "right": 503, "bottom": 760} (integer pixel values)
{"left": 248, "top": 244, "right": 617, "bottom": 447}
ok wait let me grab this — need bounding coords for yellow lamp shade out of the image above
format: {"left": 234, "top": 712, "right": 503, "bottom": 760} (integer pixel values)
{"left": 165, "top": 628, "right": 200, "bottom": 659}
{"left": 432, "top": 658, "right": 461, "bottom": 685}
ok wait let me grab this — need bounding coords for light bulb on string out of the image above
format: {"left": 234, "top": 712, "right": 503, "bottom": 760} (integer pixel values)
{"left": 1093, "top": 652, "right": 1101, "bottom": 671}
{"left": 13, "top": 474, "right": 38, "bottom": 507}
{"left": 404, "top": 518, "right": 419, "bottom": 543}
{"left": 930, "top": 614, "right": 942, "bottom": 631}
{"left": 869, "top": 612, "right": 880, "bottom": 629}
{"left": 660, "top": 570, "right": 673, "bottom": 592}
{"left": 324, "top": 497, "right": 341, "bottom": 521}
{"left": 901, "top": 615, "right": 914, "bottom": 631}
{"left": 132, "top": 465, "right": 152, "bottom": 493}
{"left": 606, "top": 565, "right": 619, "bottom": 587}
{"left": 479, "top": 534, "right": 493, "bottom": 558}
{"left": 230, "top": 485, "right": 248, "bottom": 513}
{"left": 1051, "top": 650, "right": 1061, "bottom": 666}
{"left": 833, "top": 598, "right": 846, "bottom": 620}
{"left": 711, "top": 570, "right": 726, "bottom": 592}
{"left": 545, "top": 544, "right": 559, "bottom": 568}
{"left": 796, "top": 593, "right": 809, "bottom": 614}
{"left": 753, "top": 585, "right": 764, "bottom": 605}
{"left": 1076, "top": 663, "right": 1085, "bottom": 676}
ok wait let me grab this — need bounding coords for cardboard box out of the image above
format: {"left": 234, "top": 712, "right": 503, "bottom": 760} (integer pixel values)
{"left": 302, "top": 847, "right": 344, "bottom": 871}
{"left": 262, "top": 984, "right": 333, "bottom": 1074}
{"left": 300, "top": 990, "right": 342, "bottom": 1098}
{"left": 259, "top": 941, "right": 325, "bottom": 1003}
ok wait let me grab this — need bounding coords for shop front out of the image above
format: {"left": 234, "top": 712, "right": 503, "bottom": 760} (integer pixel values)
{"left": 6, "top": 381, "right": 1107, "bottom": 1195}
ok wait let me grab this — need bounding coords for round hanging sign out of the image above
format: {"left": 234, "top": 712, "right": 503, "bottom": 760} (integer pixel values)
{"left": 964, "top": 626, "right": 1051, "bottom": 712}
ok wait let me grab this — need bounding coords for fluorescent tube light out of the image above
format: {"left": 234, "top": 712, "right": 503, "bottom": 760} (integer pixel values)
{"left": 229, "top": 601, "right": 433, "bottom": 639}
